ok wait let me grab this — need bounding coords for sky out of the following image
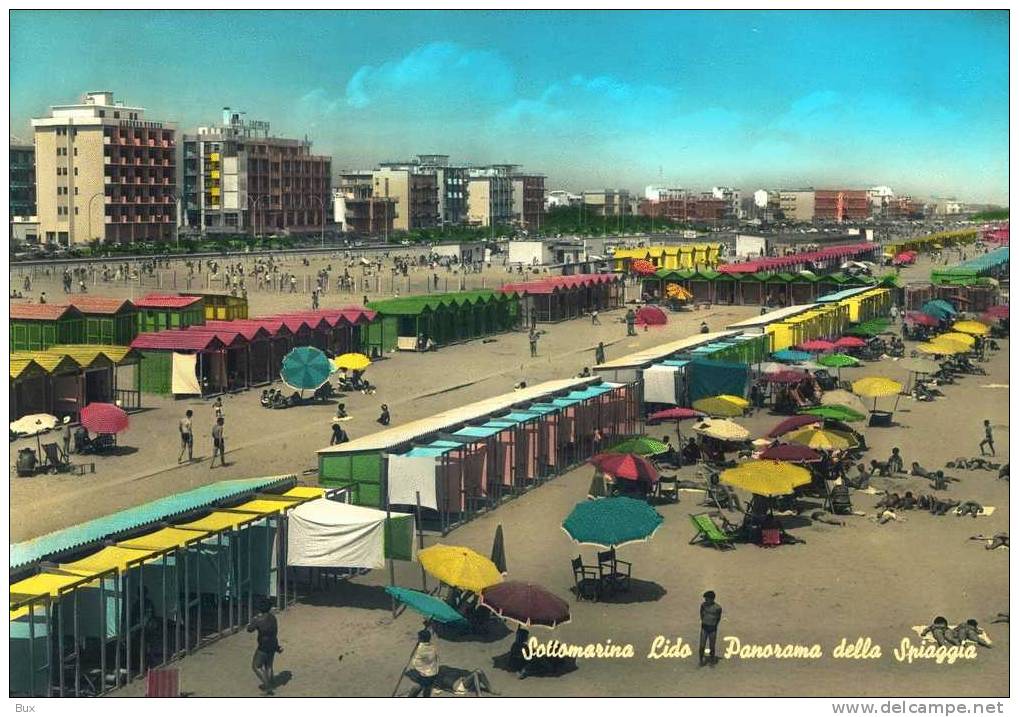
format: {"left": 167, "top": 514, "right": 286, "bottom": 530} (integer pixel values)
{"left": 9, "top": 10, "right": 1010, "bottom": 203}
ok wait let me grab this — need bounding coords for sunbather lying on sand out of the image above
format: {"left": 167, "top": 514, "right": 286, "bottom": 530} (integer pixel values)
{"left": 970, "top": 533, "right": 1008, "bottom": 550}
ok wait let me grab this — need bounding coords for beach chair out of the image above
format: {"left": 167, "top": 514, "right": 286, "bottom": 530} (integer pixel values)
{"left": 40, "top": 442, "right": 72, "bottom": 474}
{"left": 145, "top": 667, "right": 180, "bottom": 697}
{"left": 597, "top": 548, "right": 632, "bottom": 594}
{"left": 570, "top": 556, "right": 601, "bottom": 601}
{"left": 656, "top": 474, "right": 679, "bottom": 503}
{"left": 688, "top": 513, "right": 736, "bottom": 550}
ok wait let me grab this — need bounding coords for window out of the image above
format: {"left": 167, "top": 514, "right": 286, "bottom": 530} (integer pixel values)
{"left": 73, "top": 148, "right": 77, "bottom": 156}
{"left": 98, "top": 110, "right": 105, "bottom": 118}
{"left": 74, "top": 207, "right": 79, "bottom": 215}
{"left": 74, "top": 187, "right": 79, "bottom": 195}
{"left": 74, "top": 167, "right": 78, "bottom": 176}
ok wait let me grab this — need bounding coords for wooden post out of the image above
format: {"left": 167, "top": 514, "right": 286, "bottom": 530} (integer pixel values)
{"left": 415, "top": 491, "right": 426, "bottom": 591}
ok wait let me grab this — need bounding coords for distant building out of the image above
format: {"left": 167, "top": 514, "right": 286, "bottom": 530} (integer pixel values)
{"left": 935, "top": 199, "right": 964, "bottom": 216}
{"left": 332, "top": 182, "right": 397, "bottom": 236}
{"left": 867, "top": 185, "right": 895, "bottom": 215}
{"left": 778, "top": 190, "right": 816, "bottom": 223}
{"left": 711, "top": 186, "right": 741, "bottom": 220}
{"left": 511, "top": 173, "right": 546, "bottom": 230}
{"left": 547, "top": 190, "right": 581, "bottom": 208}
{"left": 883, "top": 195, "right": 924, "bottom": 220}
{"left": 645, "top": 185, "right": 684, "bottom": 201}
{"left": 372, "top": 167, "right": 439, "bottom": 231}
{"left": 32, "top": 91, "right": 176, "bottom": 245}
{"left": 814, "top": 189, "right": 870, "bottom": 222}
{"left": 414, "top": 155, "right": 469, "bottom": 225}
{"left": 467, "top": 165, "right": 514, "bottom": 227}
{"left": 10, "top": 141, "right": 36, "bottom": 219}
{"left": 753, "top": 189, "right": 771, "bottom": 209}
{"left": 639, "top": 193, "right": 727, "bottom": 223}
{"left": 182, "top": 108, "right": 331, "bottom": 236}
{"left": 582, "top": 189, "right": 632, "bottom": 217}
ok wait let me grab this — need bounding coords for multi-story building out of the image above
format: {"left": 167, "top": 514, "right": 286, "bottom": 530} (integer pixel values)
{"left": 467, "top": 165, "right": 514, "bottom": 227}
{"left": 511, "top": 173, "right": 545, "bottom": 230}
{"left": 182, "top": 108, "right": 331, "bottom": 236}
{"left": 546, "top": 190, "right": 581, "bottom": 208}
{"left": 778, "top": 190, "right": 816, "bottom": 223}
{"left": 33, "top": 91, "right": 176, "bottom": 245}
{"left": 935, "top": 199, "right": 964, "bottom": 216}
{"left": 10, "top": 141, "right": 36, "bottom": 219}
{"left": 814, "top": 189, "right": 870, "bottom": 222}
{"left": 639, "top": 193, "right": 728, "bottom": 223}
{"left": 883, "top": 195, "right": 923, "bottom": 220}
{"left": 372, "top": 167, "right": 439, "bottom": 232}
{"left": 645, "top": 185, "right": 684, "bottom": 201}
{"left": 867, "top": 186, "right": 895, "bottom": 215}
{"left": 413, "top": 155, "right": 469, "bottom": 225}
{"left": 711, "top": 186, "right": 742, "bottom": 221}
{"left": 332, "top": 183, "right": 397, "bottom": 236}
{"left": 582, "top": 189, "right": 632, "bottom": 217}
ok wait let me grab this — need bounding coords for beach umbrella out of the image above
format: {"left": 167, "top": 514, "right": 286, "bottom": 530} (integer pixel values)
{"left": 899, "top": 358, "right": 941, "bottom": 375}
{"left": 646, "top": 407, "right": 704, "bottom": 422}
{"left": 820, "top": 389, "right": 869, "bottom": 414}
{"left": 281, "top": 346, "right": 332, "bottom": 395}
{"left": 10, "top": 413, "right": 58, "bottom": 437}
{"left": 834, "top": 336, "right": 866, "bottom": 349}
{"left": 480, "top": 581, "right": 571, "bottom": 629}
{"left": 605, "top": 437, "right": 670, "bottom": 456}
{"left": 930, "top": 336, "right": 972, "bottom": 354}
{"left": 720, "top": 460, "right": 811, "bottom": 497}
{"left": 766, "top": 415, "right": 821, "bottom": 438}
{"left": 772, "top": 349, "right": 812, "bottom": 363}
{"left": 636, "top": 305, "right": 668, "bottom": 326}
{"left": 764, "top": 370, "right": 809, "bottom": 384}
{"left": 785, "top": 427, "right": 856, "bottom": 451}
{"left": 692, "top": 394, "right": 749, "bottom": 417}
{"left": 921, "top": 299, "right": 957, "bottom": 321}
{"left": 332, "top": 352, "right": 372, "bottom": 372}
{"left": 979, "top": 312, "right": 1004, "bottom": 325}
{"left": 799, "top": 405, "right": 867, "bottom": 422}
{"left": 939, "top": 332, "right": 976, "bottom": 347}
{"left": 845, "top": 318, "right": 891, "bottom": 337}
{"left": 817, "top": 353, "right": 859, "bottom": 369}
{"left": 589, "top": 452, "right": 659, "bottom": 483}
{"left": 630, "top": 259, "right": 657, "bottom": 276}
{"left": 798, "top": 339, "right": 836, "bottom": 353}
{"left": 79, "top": 403, "right": 129, "bottom": 435}
{"left": 384, "top": 586, "right": 468, "bottom": 626}
{"left": 916, "top": 340, "right": 965, "bottom": 356}
{"left": 692, "top": 418, "right": 750, "bottom": 442}
{"left": 759, "top": 443, "right": 823, "bottom": 463}
{"left": 491, "top": 524, "right": 507, "bottom": 575}
{"left": 418, "top": 545, "right": 504, "bottom": 594}
{"left": 984, "top": 305, "right": 1009, "bottom": 319}
{"left": 562, "top": 497, "right": 664, "bottom": 548}
{"left": 852, "top": 377, "right": 903, "bottom": 398}
{"left": 904, "top": 311, "right": 939, "bottom": 327}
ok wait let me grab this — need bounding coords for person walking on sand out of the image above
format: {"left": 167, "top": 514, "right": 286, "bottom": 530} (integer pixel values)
{"left": 591, "top": 309, "right": 600, "bottom": 325}
{"left": 178, "top": 409, "right": 194, "bottom": 463}
{"left": 699, "top": 590, "right": 722, "bottom": 667}
{"left": 210, "top": 416, "right": 227, "bottom": 468}
{"left": 979, "top": 419, "right": 995, "bottom": 456}
{"left": 595, "top": 341, "right": 606, "bottom": 365}
{"left": 247, "top": 597, "right": 283, "bottom": 695}
{"left": 528, "top": 329, "right": 539, "bottom": 357}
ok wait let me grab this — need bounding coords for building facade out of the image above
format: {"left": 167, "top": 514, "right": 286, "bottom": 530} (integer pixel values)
{"left": 814, "top": 189, "right": 870, "bottom": 222}
{"left": 33, "top": 91, "right": 176, "bottom": 245}
{"left": 467, "top": 166, "right": 514, "bottom": 227}
{"left": 778, "top": 190, "right": 816, "bottom": 223}
{"left": 582, "top": 189, "right": 632, "bottom": 217}
{"left": 182, "top": 109, "right": 331, "bottom": 236}
{"left": 10, "top": 142, "right": 36, "bottom": 219}
{"left": 332, "top": 183, "right": 397, "bottom": 236}
{"left": 414, "top": 155, "right": 469, "bottom": 225}
{"left": 372, "top": 167, "right": 439, "bottom": 232}
{"left": 639, "top": 193, "right": 728, "bottom": 223}
{"left": 546, "top": 190, "right": 581, "bottom": 208}
{"left": 511, "top": 174, "right": 546, "bottom": 230}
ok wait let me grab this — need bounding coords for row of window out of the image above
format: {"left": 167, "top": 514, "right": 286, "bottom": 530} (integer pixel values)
{"left": 56, "top": 186, "right": 78, "bottom": 196}
{"left": 56, "top": 167, "right": 78, "bottom": 176}
{"left": 56, "top": 205, "right": 77, "bottom": 216}
{"left": 56, "top": 147, "right": 77, "bottom": 157}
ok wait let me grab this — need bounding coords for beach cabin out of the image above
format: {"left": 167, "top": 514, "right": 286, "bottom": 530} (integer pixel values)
{"left": 181, "top": 291, "right": 249, "bottom": 321}
{"left": 9, "top": 304, "right": 86, "bottom": 351}
{"left": 134, "top": 294, "right": 206, "bottom": 333}
{"left": 69, "top": 296, "right": 138, "bottom": 346}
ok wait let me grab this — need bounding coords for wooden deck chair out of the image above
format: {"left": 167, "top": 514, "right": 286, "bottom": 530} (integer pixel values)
{"left": 688, "top": 513, "right": 736, "bottom": 550}
{"left": 570, "top": 556, "right": 601, "bottom": 601}
{"left": 145, "top": 668, "right": 180, "bottom": 697}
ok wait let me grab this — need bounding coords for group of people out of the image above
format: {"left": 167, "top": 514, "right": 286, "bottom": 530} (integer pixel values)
{"left": 177, "top": 405, "right": 228, "bottom": 468}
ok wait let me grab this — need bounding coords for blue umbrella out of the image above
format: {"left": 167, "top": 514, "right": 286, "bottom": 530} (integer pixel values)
{"left": 562, "top": 497, "right": 664, "bottom": 548}
{"left": 772, "top": 349, "right": 812, "bottom": 363}
{"left": 921, "top": 299, "right": 958, "bottom": 321}
{"left": 385, "top": 586, "right": 468, "bottom": 625}
{"left": 281, "top": 346, "right": 332, "bottom": 396}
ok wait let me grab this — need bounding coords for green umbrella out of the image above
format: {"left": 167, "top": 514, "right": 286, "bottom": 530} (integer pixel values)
{"left": 799, "top": 405, "right": 867, "bottom": 423}
{"left": 281, "top": 346, "right": 332, "bottom": 396}
{"left": 562, "top": 497, "right": 664, "bottom": 548}
{"left": 845, "top": 318, "right": 891, "bottom": 337}
{"left": 606, "top": 436, "right": 669, "bottom": 456}
{"left": 385, "top": 586, "right": 468, "bottom": 625}
{"left": 817, "top": 353, "right": 859, "bottom": 369}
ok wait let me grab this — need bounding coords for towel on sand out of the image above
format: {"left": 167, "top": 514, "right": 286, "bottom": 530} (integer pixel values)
{"left": 911, "top": 625, "right": 992, "bottom": 646}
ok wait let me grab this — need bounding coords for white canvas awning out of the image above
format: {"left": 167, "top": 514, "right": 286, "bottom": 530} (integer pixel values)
{"left": 287, "top": 499, "right": 413, "bottom": 569}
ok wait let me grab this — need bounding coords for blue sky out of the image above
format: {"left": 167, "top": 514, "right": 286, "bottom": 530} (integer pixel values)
{"left": 10, "top": 10, "right": 1009, "bottom": 203}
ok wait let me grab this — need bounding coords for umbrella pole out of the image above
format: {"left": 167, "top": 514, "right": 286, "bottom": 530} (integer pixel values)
{"left": 416, "top": 491, "right": 427, "bottom": 592}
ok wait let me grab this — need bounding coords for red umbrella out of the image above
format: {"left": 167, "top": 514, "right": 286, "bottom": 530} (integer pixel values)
{"left": 905, "top": 311, "right": 938, "bottom": 327}
{"left": 631, "top": 259, "right": 657, "bottom": 276}
{"left": 79, "top": 402, "right": 129, "bottom": 434}
{"left": 980, "top": 312, "right": 1003, "bottom": 325}
{"left": 798, "top": 339, "right": 836, "bottom": 352}
{"left": 766, "top": 415, "right": 820, "bottom": 438}
{"left": 760, "top": 443, "right": 823, "bottom": 463}
{"left": 834, "top": 336, "right": 866, "bottom": 349}
{"left": 985, "top": 305, "right": 1009, "bottom": 318}
{"left": 590, "top": 452, "right": 659, "bottom": 483}
{"left": 647, "top": 407, "right": 705, "bottom": 422}
{"left": 764, "top": 370, "right": 809, "bottom": 384}
{"left": 636, "top": 305, "right": 667, "bottom": 326}
{"left": 480, "top": 581, "right": 571, "bottom": 629}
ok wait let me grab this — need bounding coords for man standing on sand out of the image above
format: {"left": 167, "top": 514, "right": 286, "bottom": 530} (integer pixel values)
{"left": 699, "top": 590, "right": 722, "bottom": 667}
{"left": 979, "top": 419, "right": 995, "bottom": 456}
{"left": 528, "top": 329, "right": 539, "bottom": 357}
{"left": 210, "top": 416, "right": 226, "bottom": 468}
{"left": 591, "top": 309, "right": 600, "bottom": 325}
{"left": 178, "top": 409, "right": 194, "bottom": 463}
{"left": 247, "top": 597, "right": 283, "bottom": 695}
{"left": 625, "top": 309, "right": 636, "bottom": 336}
{"left": 595, "top": 341, "right": 606, "bottom": 365}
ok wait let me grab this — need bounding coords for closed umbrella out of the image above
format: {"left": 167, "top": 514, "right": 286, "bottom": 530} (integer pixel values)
{"left": 692, "top": 394, "right": 749, "bottom": 417}
{"left": 491, "top": 525, "right": 507, "bottom": 575}
{"left": 759, "top": 443, "right": 823, "bottom": 463}
{"left": 332, "top": 352, "right": 372, "bottom": 372}
{"left": 589, "top": 452, "right": 659, "bottom": 483}
{"left": 647, "top": 407, "right": 705, "bottom": 422}
{"left": 562, "top": 497, "right": 664, "bottom": 548}
{"left": 785, "top": 427, "right": 856, "bottom": 451}
{"left": 480, "top": 581, "right": 571, "bottom": 629}
{"left": 833, "top": 336, "right": 866, "bottom": 349}
{"left": 799, "top": 404, "right": 867, "bottom": 422}
{"left": 281, "top": 346, "right": 332, "bottom": 396}
{"left": 418, "top": 545, "right": 504, "bottom": 594}
{"left": 385, "top": 586, "right": 468, "bottom": 626}
{"left": 605, "top": 437, "right": 670, "bottom": 456}
{"left": 693, "top": 418, "right": 750, "bottom": 442}
{"left": 79, "top": 403, "right": 129, "bottom": 434}
{"left": 721, "top": 460, "right": 811, "bottom": 497}
{"left": 766, "top": 414, "right": 821, "bottom": 438}
{"left": 772, "top": 349, "right": 812, "bottom": 363}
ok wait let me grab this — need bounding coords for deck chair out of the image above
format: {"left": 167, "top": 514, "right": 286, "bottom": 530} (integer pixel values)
{"left": 597, "top": 548, "right": 632, "bottom": 594}
{"left": 40, "top": 443, "right": 73, "bottom": 474}
{"left": 688, "top": 513, "right": 736, "bottom": 550}
{"left": 145, "top": 667, "right": 180, "bottom": 697}
{"left": 570, "top": 556, "right": 601, "bottom": 601}
{"left": 656, "top": 475, "right": 679, "bottom": 503}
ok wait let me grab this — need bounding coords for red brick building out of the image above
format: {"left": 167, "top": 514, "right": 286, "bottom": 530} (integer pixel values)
{"left": 814, "top": 190, "right": 870, "bottom": 222}
{"left": 639, "top": 195, "right": 728, "bottom": 223}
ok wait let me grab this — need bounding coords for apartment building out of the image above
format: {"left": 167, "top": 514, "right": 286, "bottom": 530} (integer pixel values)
{"left": 582, "top": 189, "right": 632, "bottom": 217}
{"left": 372, "top": 167, "right": 439, "bottom": 231}
{"left": 413, "top": 155, "right": 469, "bottom": 225}
{"left": 778, "top": 190, "right": 816, "bottom": 223}
{"left": 10, "top": 141, "right": 36, "bottom": 219}
{"left": 32, "top": 91, "right": 176, "bottom": 245}
{"left": 814, "top": 189, "right": 870, "bottom": 222}
{"left": 332, "top": 179, "right": 397, "bottom": 236}
{"left": 467, "top": 165, "right": 514, "bottom": 227}
{"left": 639, "top": 193, "right": 727, "bottom": 223}
{"left": 181, "top": 108, "right": 331, "bottom": 235}
{"left": 546, "top": 190, "right": 581, "bottom": 208}
{"left": 511, "top": 173, "right": 546, "bottom": 230}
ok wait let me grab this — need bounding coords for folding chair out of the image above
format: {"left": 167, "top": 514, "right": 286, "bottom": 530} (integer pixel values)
{"left": 597, "top": 548, "right": 632, "bottom": 594}
{"left": 570, "top": 556, "right": 601, "bottom": 601}
{"left": 688, "top": 513, "right": 736, "bottom": 550}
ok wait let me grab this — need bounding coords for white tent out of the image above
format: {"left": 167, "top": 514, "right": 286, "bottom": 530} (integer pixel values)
{"left": 287, "top": 499, "right": 414, "bottom": 570}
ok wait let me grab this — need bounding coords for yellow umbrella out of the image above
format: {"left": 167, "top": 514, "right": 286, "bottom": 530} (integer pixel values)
{"left": 332, "top": 352, "right": 372, "bottom": 372}
{"left": 692, "top": 418, "right": 751, "bottom": 442}
{"left": 852, "top": 377, "right": 903, "bottom": 398}
{"left": 953, "top": 320, "right": 989, "bottom": 336}
{"left": 721, "top": 460, "right": 811, "bottom": 497}
{"left": 785, "top": 427, "right": 856, "bottom": 451}
{"left": 692, "top": 394, "right": 750, "bottom": 417}
{"left": 418, "top": 544, "right": 504, "bottom": 594}
{"left": 916, "top": 341, "right": 966, "bottom": 356}
{"left": 930, "top": 336, "right": 972, "bottom": 354}
{"left": 939, "top": 332, "right": 976, "bottom": 347}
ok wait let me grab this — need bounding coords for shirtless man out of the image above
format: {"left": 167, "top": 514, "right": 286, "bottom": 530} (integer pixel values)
{"left": 970, "top": 533, "right": 1009, "bottom": 550}
{"left": 956, "top": 500, "right": 985, "bottom": 518}
{"left": 953, "top": 619, "right": 992, "bottom": 648}
{"left": 920, "top": 616, "right": 960, "bottom": 647}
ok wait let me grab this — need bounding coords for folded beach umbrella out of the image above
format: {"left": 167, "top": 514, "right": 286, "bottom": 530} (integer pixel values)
{"left": 833, "top": 336, "right": 867, "bottom": 349}
{"left": 491, "top": 524, "right": 507, "bottom": 576}
{"left": 772, "top": 349, "right": 813, "bottom": 363}
{"left": 692, "top": 394, "right": 749, "bottom": 417}
{"left": 939, "top": 332, "right": 976, "bottom": 347}
{"left": 799, "top": 405, "right": 867, "bottom": 423}
{"left": 758, "top": 443, "right": 823, "bottom": 463}
{"left": 766, "top": 414, "right": 821, "bottom": 438}
{"left": 852, "top": 377, "right": 903, "bottom": 398}
{"left": 480, "top": 581, "right": 571, "bottom": 629}
{"left": 281, "top": 346, "right": 332, "bottom": 395}
{"left": 590, "top": 452, "right": 660, "bottom": 482}
{"left": 332, "top": 352, "right": 372, "bottom": 372}
{"left": 385, "top": 586, "right": 468, "bottom": 626}
{"left": 817, "top": 353, "right": 859, "bottom": 369}
{"left": 562, "top": 497, "right": 664, "bottom": 548}
{"left": 605, "top": 436, "right": 670, "bottom": 456}
{"left": 820, "top": 389, "right": 869, "bottom": 415}
{"left": 646, "top": 407, "right": 705, "bottom": 422}
{"left": 692, "top": 418, "right": 751, "bottom": 442}
{"left": 798, "top": 339, "right": 836, "bottom": 353}
{"left": 720, "top": 460, "right": 811, "bottom": 497}
{"left": 784, "top": 427, "right": 856, "bottom": 451}
{"left": 418, "top": 544, "right": 504, "bottom": 594}
{"left": 80, "top": 403, "right": 129, "bottom": 434}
